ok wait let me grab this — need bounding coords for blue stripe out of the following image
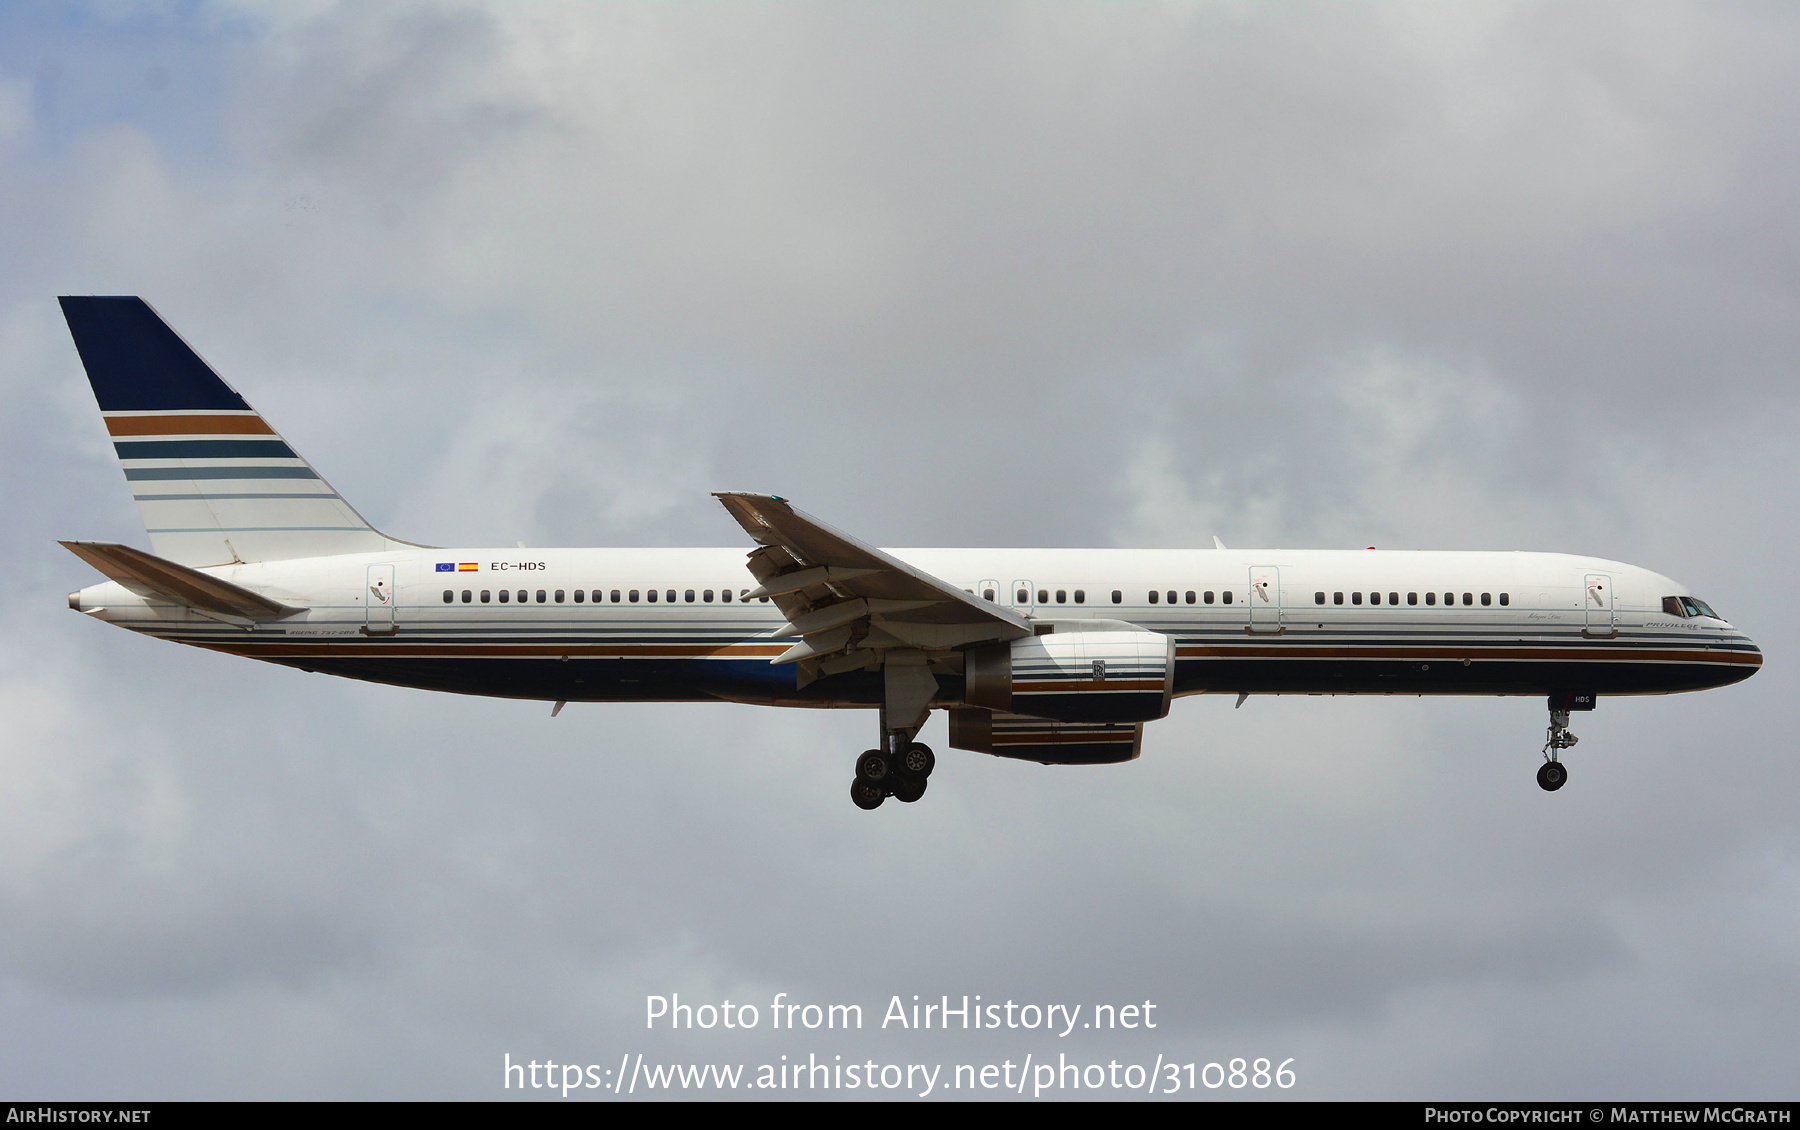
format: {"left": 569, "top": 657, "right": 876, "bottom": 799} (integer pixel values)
{"left": 115, "top": 439, "right": 297, "bottom": 459}
{"left": 124, "top": 467, "right": 319, "bottom": 480}
{"left": 132, "top": 492, "right": 342, "bottom": 501}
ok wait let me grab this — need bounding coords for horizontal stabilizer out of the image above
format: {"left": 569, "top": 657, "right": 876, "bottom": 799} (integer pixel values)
{"left": 61, "top": 540, "right": 305, "bottom": 622}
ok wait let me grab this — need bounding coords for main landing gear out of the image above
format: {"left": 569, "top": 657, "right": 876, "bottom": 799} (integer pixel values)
{"left": 1539, "top": 708, "right": 1579, "bottom": 792}
{"left": 850, "top": 741, "right": 936, "bottom": 810}
{"left": 852, "top": 653, "right": 942, "bottom": 810}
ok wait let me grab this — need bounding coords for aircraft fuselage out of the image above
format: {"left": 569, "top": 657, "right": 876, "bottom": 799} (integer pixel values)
{"left": 71, "top": 545, "right": 1759, "bottom": 707}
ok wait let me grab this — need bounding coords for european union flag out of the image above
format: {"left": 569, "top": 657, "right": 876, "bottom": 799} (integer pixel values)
{"left": 436, "top": 562, "right": 454, "bottom": 572}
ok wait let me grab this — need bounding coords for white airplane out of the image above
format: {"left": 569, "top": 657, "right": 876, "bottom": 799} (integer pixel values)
{"left": 59, "top": 297, "right": 1762, "bottom": 808}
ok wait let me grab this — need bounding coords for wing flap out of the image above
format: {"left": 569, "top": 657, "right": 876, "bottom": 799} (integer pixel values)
{"left": 714, "top": 493, "right": 1029, "bottom": 667}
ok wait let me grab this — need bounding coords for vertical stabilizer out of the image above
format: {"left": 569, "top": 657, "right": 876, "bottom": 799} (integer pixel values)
{"left": 59, "top": 296, "right": 401, "bottom": 566}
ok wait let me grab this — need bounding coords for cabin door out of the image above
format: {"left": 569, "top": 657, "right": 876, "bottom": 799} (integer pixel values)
{"left": 1583, "top": 573, "right": 1615, "bottom": 637}
{"left": 1249, "top": 566, "right": 1282, "bottom": 633}
{"left": 365, "top": 564, "right": 398, "bottom": 634}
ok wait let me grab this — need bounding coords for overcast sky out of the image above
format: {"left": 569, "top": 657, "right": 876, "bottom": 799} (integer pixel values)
{"left": 1, "top": 1, "right": 1796, "bottom": 1101}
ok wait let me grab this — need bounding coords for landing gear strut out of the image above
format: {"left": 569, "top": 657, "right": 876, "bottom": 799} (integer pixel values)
{"left": 1539, "top": 707, "right": 1578, "bottom": 792}
{"left": 851, "top": 655, "right": 942, "bottom": 810}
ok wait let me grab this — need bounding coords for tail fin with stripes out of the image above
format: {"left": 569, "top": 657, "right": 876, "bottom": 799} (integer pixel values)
{"left": 59, "top": 296, "right": 404, "bottom": 567}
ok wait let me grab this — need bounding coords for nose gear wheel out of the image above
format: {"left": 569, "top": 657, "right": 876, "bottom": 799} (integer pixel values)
{"left": 1539, "top": 708, "right": 1578, "bottom": 792}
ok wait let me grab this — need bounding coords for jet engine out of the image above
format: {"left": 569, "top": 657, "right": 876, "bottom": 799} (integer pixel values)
{"left": 961, "top": 628, "right": 1174, "bottom": 724}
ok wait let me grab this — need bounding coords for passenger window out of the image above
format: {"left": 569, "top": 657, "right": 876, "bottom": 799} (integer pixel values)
{"left": 1444, "top": 592, "right": 1454, "bottom": 606}
{"left": 722, "top": 589, "right": 732, "bottom": 603}
{"left": 1481, "top": 593, "right": 1491, "bottom": 606}
{"left": 1315, "top": 592, "right": 1326, "bottom": 605}
{"left": 1389, "top": 592, "right": 1399, "bottom": 605}
{"left": 481, "top": 590, "right": 491, "bottom": 603}
{"left": 1352, "top": 592, "right": 1363, "bottom": 605}
{"left": 1186, "top": 591, "right": 1196, "bottom": 604}
{"left": 1462, "top": 593, "right": 1472, "bottom": 606}
{"left": 1074, "top": 590, "right": 1085, "bottom": 603}
{"left": 1222, "top": 591, "right": 1232, "bottom": 604}
{"left": 611, "top": 590, "right": 621, "bottom": 603}
{"left": 666, "top": 590, "right": 676, "bottom": 603}
{"left": 1056, "top": 590, "right": 1067, "bottom": 604}
{"left": 555, "top": 590, "right": 565, "bottom": 603}
{"left": 1037, "top": 589, "right": 1048, "bottom": 604}
{"left": 1499, "top": 593, "right": 1509, "bottom": 606}
{"left": 983, "top": 588, "right": 996, "bottom": 601}
{"left": 1149, "top": 591, "right": 1159, "bottom": 604}
{"left": 704, "top": 589, "right": 714, "bottom": 602}
{"left": 573, "top": 589, "right": 583, "bottom": 603}
{"left": 535, "top": 590, "right": 545, "bottom": 603}
{"left": 1205, "top": 591, "right": 1215, "bottom": 604}
{"left": 1167, "top": 591, "right": 1176, "bottom": 605}
{"left": 442, "top": 589, "right": 453, "bottom": 603}
{"left": 642, "top": 589, "right": 652, "bottom": 603}
{"left": 499, "top": 590, "right": 509, "bottom": 603}
{"left": 1407, "top": 592, "right": 1417, "bottom": 605}
{"left": 462, "top": 590, "right": 472, "bottom": 603}
{"left": 1111, "top": 590, "right": 1122, "bottom": 604}
{"left": 1333, "top": 592, "right": 1343, "bottom": 605}
{"left": 685, "top": 589, "right": 695, "bottom": 603}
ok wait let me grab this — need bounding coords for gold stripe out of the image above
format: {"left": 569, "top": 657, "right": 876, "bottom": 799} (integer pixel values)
{"left": 106, "top": 414, "right": 277, "bottom": 436}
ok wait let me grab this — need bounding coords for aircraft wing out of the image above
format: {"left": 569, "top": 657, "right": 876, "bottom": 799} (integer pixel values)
{"left": 62, "top": 540, "right": 306, "bottom": 624}
{"left": 713, "top": 493, "right": 1031, "bottom": 669}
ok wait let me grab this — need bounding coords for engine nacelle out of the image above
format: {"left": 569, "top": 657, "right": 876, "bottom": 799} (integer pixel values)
{"left": 963, "top": 629, "right": 1174, "bottom": 723}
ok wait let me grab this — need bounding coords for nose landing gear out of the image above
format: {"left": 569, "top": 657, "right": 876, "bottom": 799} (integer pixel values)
{"left": 1539, "top": 706, "right": 1579, "bottom": 792}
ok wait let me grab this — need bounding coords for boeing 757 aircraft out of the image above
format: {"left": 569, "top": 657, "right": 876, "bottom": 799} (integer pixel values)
{"left": 58, "top": 297, "right": 1761, "bottom": 809}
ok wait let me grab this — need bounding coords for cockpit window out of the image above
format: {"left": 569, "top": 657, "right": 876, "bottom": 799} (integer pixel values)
{"left": 1681, "top": 596, "right": 1721, "bottom": 620}
{"left": 1665, "top": 595, "right": 1724, "bottom": 620}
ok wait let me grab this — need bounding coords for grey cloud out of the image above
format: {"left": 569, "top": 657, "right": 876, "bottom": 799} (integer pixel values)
{"left": 0, "top": 0, "right": 1794, "bottom": 1100}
